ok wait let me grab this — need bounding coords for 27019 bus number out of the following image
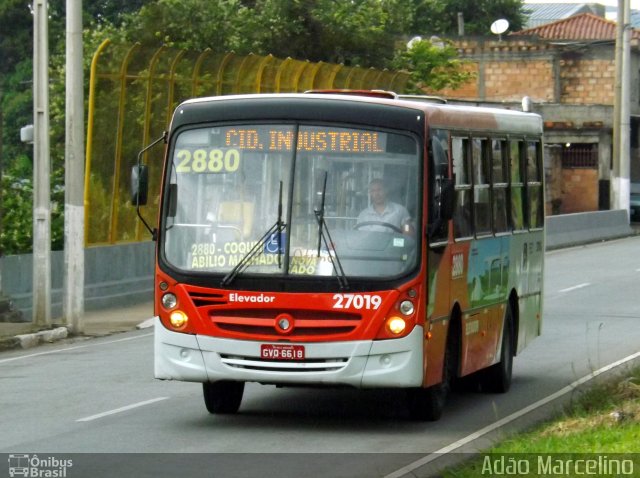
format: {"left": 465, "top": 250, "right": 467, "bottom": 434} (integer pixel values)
{"left": 332, "top": 293, "right": 382, "bottom": 310}
{"left": 175, "top": 148, "right": 240, "bottom": 173}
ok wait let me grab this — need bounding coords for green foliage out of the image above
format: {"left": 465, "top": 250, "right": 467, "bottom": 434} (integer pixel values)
{"left": 0, "top": 0, "right": 35, "bottom": 77}
{"left": 0, "top": 174, "right": 32, "bottom": 255}
{"left": 119, "top": 0, "right": 251, "bottom": 52}
{"left": 392, "top": 37, "right": 476, "bottom": 93}
{"left": 310, "top": 0, "right": 414, "bottom": 68}
{"left": 0, "top": 0, "right": 529, "bottom": 253}
{"left": 442, "top": 368, "right": 640, "bottom": 477}
{"left": 113, "top": 0, "right": 415, "bottom": 69}
{"left": 412, "top": 0, "right": 527, "bottom": 36}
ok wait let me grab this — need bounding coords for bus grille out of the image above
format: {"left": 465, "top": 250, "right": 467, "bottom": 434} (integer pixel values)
{"left": 209, "top": 309, "right": 361, "bottom": 339}
{"left": 186, "top": 291, "right": 363, "bottom": 339}
{"left": 187, "top": 291, "right": 227, "bottom": 307}
{"left": 220, "top": 354, "right": 348, "bottom": 373}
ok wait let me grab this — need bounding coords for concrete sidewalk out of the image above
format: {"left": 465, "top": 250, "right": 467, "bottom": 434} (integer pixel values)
{"left": 0, "top": 301, "right": 154, "bottom": 351}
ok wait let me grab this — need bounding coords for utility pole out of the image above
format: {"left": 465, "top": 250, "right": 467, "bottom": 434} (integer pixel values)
{"left": 63, "top": 0, "right": 85, "bottom": 334}
{"left": 32, "top": 0, "right": 52, "bottom": 327}
{"left": 612, "top": 0, "right": 631, "bottom": 216}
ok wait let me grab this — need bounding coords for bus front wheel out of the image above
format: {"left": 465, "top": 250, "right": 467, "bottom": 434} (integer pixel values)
{"left": 406, "top": 327, "right": 457, "bottom": 421}
{"left": 203, "top": 381, "right": 244, "bottom": 414}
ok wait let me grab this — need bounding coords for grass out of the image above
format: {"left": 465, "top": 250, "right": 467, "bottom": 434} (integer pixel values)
{"left": 443, "top": 367, "right": 640, "bottom": 477}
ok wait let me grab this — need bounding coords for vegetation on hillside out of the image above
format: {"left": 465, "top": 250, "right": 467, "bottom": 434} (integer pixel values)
{"left": 0, "top": 0, "right": 527, "bottom": 254}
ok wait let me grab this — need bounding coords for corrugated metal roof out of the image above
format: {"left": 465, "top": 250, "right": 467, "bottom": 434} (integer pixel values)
{"left": 603, "top": 6, "right": 640, "bottom": 28}
{"left": 524, "top": 3, "right": 604, "bottom": 29}
{"left": 514, "top": 12, "right": 640, "bottom": 40}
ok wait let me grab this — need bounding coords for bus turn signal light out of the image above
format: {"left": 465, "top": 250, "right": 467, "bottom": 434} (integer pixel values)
{"left": 169, "top": 310, "right": 188, "bottom": 329}
{"left": 386, "top": 317, "right": 407, "bottom": 335}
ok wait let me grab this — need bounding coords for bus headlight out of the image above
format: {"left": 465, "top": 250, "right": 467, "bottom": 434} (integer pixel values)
{"left": 169, "top": 310, "right": 188, "bottom": 328}
{"left": 399, "top": 300, "right": 414, "bottom": 315}
{"left": 161, "top": 293, "right": 178, "bottom": 310}
{"left": 386, "top": 317, "right": 407, "bottom": 335}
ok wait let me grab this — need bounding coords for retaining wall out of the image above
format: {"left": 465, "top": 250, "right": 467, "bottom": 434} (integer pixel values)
{"left": 1, "top": 242, "right": 155, "bottom": 320}
{"left": 545, "top": 209, "right": 634, "bottom": 250}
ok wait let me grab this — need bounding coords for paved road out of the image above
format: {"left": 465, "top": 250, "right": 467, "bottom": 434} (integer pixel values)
{"left": 1, "top": 236, "right": 640, "bottom": 477}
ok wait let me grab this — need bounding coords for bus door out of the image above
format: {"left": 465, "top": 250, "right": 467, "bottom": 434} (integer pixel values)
{"left": 425, "top": 129, "right": 453, "bottom": 386}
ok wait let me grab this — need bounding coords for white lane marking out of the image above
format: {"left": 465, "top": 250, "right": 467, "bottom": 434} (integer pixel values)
{"left": 0, "top": 332, "right": 153, "bottom": 365}
{"left": 558, "top": 282, "right": 591, "bottom": 293}
{"left": 385, "top": 349, "right": 640, "bottom": 478}
{"left": 76, "top": 397, "right": 169, "bottom": 422}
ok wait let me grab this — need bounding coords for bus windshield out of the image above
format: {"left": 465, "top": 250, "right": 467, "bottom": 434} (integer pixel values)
{"left": 162, "top": 123, "right": 420, "bottom": 280}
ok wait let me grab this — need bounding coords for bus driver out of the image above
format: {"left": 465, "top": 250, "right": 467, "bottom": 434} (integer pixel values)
{"left": 356, "top": 178, "right": 413, "bottom": 233}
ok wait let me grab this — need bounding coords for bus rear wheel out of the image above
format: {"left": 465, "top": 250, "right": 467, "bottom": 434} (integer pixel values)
{"left": 203, "top": 381, "right": 245, "bottom": 414}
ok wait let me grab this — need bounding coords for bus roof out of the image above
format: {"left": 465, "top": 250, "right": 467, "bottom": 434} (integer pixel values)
{"left": 176, "top": 93, "right": 543, "bottom": 136}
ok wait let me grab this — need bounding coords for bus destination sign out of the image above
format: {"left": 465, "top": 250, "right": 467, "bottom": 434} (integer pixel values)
{"left": 224, "top": 128, "right": 386, "bottom": 154}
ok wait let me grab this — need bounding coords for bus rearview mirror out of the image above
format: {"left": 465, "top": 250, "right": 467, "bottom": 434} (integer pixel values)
{"left": 131, "top": 164, "right": 149, "bottom": 206}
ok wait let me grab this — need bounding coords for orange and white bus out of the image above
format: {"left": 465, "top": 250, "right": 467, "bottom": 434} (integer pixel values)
{"left": 134, "top": 91, "right": 544, "bottom": 420}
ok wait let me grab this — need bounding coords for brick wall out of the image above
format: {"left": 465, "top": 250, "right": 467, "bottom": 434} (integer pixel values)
{"left": 428, "top": 38, "right": 616, "bottom": 107}
{"left": 433, "top": 63, "right": 479, "bottom": 98}
{"left": 485, "top": 60, "right": 554, "bottom": 101}
{"left": 560, "top": 59, "right": 615, "bottom": 104}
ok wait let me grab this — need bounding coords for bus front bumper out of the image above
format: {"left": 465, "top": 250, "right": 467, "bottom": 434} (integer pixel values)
{"left": 153, "top": 317, "right": 423, "bottom": 388}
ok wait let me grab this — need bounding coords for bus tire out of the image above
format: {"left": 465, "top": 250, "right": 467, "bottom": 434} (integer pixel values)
{"left": 406, "top": 327, "right": 456, "bottom": 421}
{"left": 481, "top": 304, "right": 514, "bottom": 393}
{"left": 203, "top": 381, "right": 245, "bottom": 414}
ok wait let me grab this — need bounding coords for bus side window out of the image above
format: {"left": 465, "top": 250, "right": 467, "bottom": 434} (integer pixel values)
{"left": 510, "top": 140, "right": 526, "bottom": 231}
{"left": 473, "top": 138, "right": 492, "bottom": 235}
{"left": 452, "top": 136, "right": 472, "bottom": 239}
{"left": 527, "top": 141, "right": 544, "bottom": 229}
{"left": 492, "top": 139, "right": 509, "bottom": 233}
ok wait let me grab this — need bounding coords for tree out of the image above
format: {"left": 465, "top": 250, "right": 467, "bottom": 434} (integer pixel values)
{"left": 0, "top": 0, "right": 530, "bottom": 253}
{"left": 412, "top": 0, "right": 526, "bottom": 36}
{"left": 115, "top": 0, "right": 251, "bottom": 51}
{"left": 392, "top": 37, "right": 475, "bottom": 94}
{"left": 115, "top": 0, "right": 414, "bottom": 69}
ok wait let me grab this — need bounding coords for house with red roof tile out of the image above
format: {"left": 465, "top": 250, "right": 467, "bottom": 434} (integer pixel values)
{"left": 428, "top": 13, "right": 640, "bottom": 215}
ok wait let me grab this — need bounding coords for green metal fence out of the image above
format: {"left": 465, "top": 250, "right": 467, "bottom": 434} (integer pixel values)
{"left": 84, "top": 40, "right": 410, "bottom": 245}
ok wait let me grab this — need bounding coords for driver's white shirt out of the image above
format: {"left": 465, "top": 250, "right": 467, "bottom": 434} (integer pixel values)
{"left": 357, "top": 201, "right": 410, "bottom": 232}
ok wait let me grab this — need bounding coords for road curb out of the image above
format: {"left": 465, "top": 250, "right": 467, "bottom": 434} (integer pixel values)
{"left": 13, "top": 327, "right": 69, "bottom": 349}
{"left": 0, "top": 336, "right": 20, "bottom": 351}
{"left": 0, "top": 319, "right": 154, "bottom": 352}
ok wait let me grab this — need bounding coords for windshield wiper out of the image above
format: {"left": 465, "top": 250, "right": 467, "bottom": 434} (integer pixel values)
{"left": 314, "top": 172, "right": 349, "bottom": 290}
{"left": 221, "top": 181, "right": 285, "bottom": 286}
